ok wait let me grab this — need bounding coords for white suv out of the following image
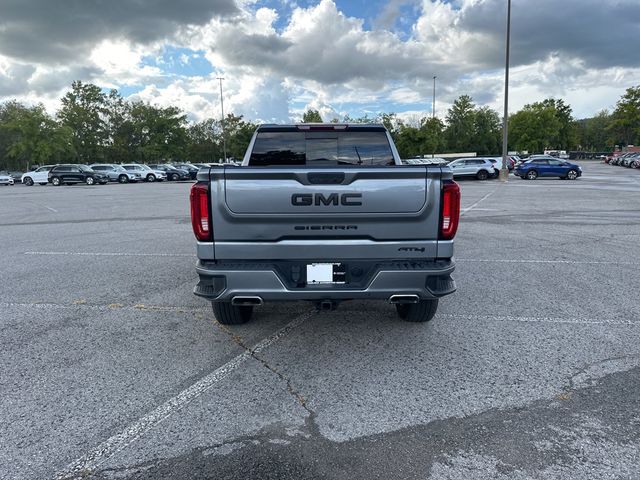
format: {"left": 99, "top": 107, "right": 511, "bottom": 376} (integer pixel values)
{"left": 21, "top": 165, "right": 54, "bottom": 186}
{"left": 90, "top": 164, "right": 140, "bottom": 183}
{"left": 121, "top": 164, "right": 167, "bottom": 182}
{"left": 447, "top": 158, "right": 495, "bottom": 180}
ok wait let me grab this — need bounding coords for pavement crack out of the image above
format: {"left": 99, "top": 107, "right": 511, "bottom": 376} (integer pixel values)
{"left": 214, "top": 318, "right": 315, "bottom": 417}
{"left": 567, "top": 353, "right": 640, "bottom": 391}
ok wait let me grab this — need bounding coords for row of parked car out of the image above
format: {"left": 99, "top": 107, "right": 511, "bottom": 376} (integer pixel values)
{"left": 404, "top": 156, "right": 517, "bottom": 180}
{"left": 2, "top": 155, "right": 586, "bottom": 187}
{"left": 444, "top": 155, "right": 582, "bottom": 181}
{"left": 1, "top": 162, "right": 220, "bottom": 187}
{"left": 604, "top": 152, "right": 640, "bottom": 168}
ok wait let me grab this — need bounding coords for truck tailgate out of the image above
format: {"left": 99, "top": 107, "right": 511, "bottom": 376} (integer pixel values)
{"left": 210, "top": 166, "right": 443, "bottom": 260}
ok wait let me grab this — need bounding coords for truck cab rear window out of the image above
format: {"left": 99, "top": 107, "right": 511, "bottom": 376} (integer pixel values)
{"left": 249, "top": 131, "right": 395, "bottom": 166}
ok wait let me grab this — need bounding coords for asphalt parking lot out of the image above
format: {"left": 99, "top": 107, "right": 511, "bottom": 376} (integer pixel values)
{"left": 1, "top": 162, "right": 640, "bottom": 480}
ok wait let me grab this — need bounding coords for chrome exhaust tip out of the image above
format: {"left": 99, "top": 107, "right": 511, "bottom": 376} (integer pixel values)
{"left": 231, "top": 296, "right": 264, "bottom": 306}
{"left": 388, "top": 294, "right": 420, "bottom": 304}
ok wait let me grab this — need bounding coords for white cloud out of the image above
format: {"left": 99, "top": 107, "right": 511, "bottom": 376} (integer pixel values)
{"left": 0, "top": 0, "right": 638, "bottom": 124}
{"left": 89, "top": 40, "right": 164, "bottom": 86}
{"left": 129, "top": 73, "right": 291, "bottom": 124}
{"left": 132, "top": 80, "right": 219, "bottom": 121}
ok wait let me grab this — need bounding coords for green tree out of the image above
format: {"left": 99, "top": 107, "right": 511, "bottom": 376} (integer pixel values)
{"left": 0, "top": 101, "right": 23, "bottom": 169}
{"left": 103, "top": 89, "right": 134, "bottom": 163}
{"left": 341, "top": 113, "right": 376, "bottom": 124}
{"left": 128, "top": 102, "right": 188, "bottom": 162}
{"left": 57, "top": 81, "right": 108, "bottom": 163}
{"left": 187, "top": 118, "right": 221, "bottom": 163}
{"left": 420, "top": 116, "right": 446, "bottom": 156}
{"left": 379, "top": 113, "right": 400, "bottom": 133}
{"left": 392, "top": 117, "right": 445, "bottom": 159}
{"left": 509, "top": 101, "right": 560, "bottom": 153}
{"left": 445, "top": 95, "right": 476, "bottom": 152}
{"left": 473, "top": 107, "right": 502, "bottom": 155}
{"left": 394, "top": 124, "right": 423, "bottom": 158}
{"left": 609, "top": 85, "right": 640, "bottom": 146}
{"left": 0, "top": 102, "right": 74, "bottom": 170}
{"left": 224, "top": 114, "right": 257, "bottom": 160}
{"left": 302, "top": 109, "right": 323, "bottom": 123}
{"left": 542, "top": 98, "right": 577, "bottom": 149}
{"left": 508, "top": 98, "right": 577, "bottom": 152}
{"left": 576, "top": 110, "right": 612, "bottom": 151}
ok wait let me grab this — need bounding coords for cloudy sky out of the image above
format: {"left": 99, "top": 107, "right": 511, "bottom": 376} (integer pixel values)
{"left": 0, "top": 0, "right": 638, "bottom": 123}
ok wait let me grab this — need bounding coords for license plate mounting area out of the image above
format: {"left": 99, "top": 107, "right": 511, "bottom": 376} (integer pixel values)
{"left": 306, "top": 263, "right": 346, "bottom": 285}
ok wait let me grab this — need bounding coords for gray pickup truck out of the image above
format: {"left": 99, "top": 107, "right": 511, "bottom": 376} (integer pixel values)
{"left": 190, "top": 123, "right": 460, "bottom": 325}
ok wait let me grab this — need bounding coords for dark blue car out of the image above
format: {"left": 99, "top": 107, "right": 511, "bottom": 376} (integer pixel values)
{"left": 515, "top": 157, "right": 582, "bottom": 180}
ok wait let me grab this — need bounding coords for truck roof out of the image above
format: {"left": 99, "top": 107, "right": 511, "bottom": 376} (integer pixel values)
{"left": 257, "top": 123, "right": 386, "bottom": 132}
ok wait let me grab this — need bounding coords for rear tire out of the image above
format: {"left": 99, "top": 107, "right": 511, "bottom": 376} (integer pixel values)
{"left": 476, "top": 170, "right": 489, "bottom": 180}
{"left": 395, "top": 299, "right": 438, "bottom": 323}
{"left": 212, "top": 302, "right": 254, "bottom": 325}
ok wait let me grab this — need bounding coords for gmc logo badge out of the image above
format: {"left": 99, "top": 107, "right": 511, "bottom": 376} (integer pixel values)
{"left": 291, "top": 193, "right": 362, "bottom": 206}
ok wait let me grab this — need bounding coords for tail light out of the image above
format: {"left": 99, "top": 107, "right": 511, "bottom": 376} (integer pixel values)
{"left": 190, "top": 182, "right": 212, "bottom": 241}
{"left": 440, "top": 180, "right": 460, "bottom": 240}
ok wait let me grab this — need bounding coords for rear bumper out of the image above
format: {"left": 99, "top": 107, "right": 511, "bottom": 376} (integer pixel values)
{"left": 194, "top": 259, "right": 456, "bottom": 302}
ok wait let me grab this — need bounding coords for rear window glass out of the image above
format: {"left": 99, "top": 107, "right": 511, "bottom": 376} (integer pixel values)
{"left": 249, "top": 130, "right": 395, "bottom": 166}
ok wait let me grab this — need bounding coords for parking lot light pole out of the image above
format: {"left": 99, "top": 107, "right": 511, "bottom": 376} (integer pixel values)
{"left": 432, "top": 76, "right": 436, "bottom": 120}
{"left": 500, "top": 0, "right": 511, "bottom": 182}
{"left": 217, "top": 77, "right": 227, "bottom": 162}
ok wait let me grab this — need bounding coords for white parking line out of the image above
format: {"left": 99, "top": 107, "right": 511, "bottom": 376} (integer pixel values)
{"left": 58, "top": 309, "right": 314, "bottom": 479}
{"left": 24, "top": 251, "right": 195, "bottom": 257}
{"left": 460, "top": 187, "right": 500, "bottom": 216}
{"left": 456, "top": 258, "right": 640, "bottom": 266}
{"left": 0, "top": 302, "right": 204, "bottom": 313}
{"left": 441, "top": 313, "right": 638, "bottom": 326}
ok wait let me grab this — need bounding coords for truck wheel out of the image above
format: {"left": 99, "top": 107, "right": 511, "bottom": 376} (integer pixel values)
{"left": 212, "top": 302, "right": 253, "bottom": 325}
{"left": 395, "top": 299, "right": 438, "bottom": 323}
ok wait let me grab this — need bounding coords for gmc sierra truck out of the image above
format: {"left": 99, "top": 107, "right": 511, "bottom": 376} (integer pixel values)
{"left": 190, "top": 123, "right": 460, "bottom": 325}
